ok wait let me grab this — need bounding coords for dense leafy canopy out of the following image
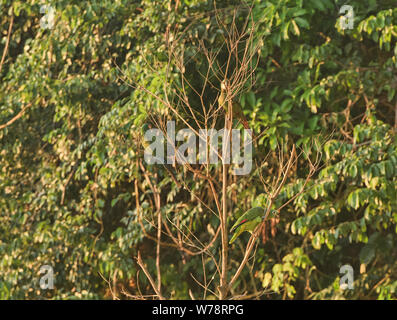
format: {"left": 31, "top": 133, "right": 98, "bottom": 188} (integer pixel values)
{"left": 0, "top": 0, "right": 396, "bottom": 299}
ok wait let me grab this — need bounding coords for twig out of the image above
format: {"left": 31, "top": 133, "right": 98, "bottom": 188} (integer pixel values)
{"left": 136, "top": 251, "right": 165, "bottom": 300}
{"left": 228, "top": 145, "right": 296, "bottom": 291}
{"left": 0, "top": 103, "right": 32, "bottom": 130}
{"left": 0, "top": 11, "right": 14, "bottom": 74}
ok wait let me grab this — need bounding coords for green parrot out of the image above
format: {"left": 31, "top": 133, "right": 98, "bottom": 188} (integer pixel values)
{"left": 218, "top": 80, "right": 250, "bottom": 131}
{"left": 229, "top": 207, "right": 278, "bottom": 244}
{"left": 141, "top": 123, "right": 151, "bottom": 149}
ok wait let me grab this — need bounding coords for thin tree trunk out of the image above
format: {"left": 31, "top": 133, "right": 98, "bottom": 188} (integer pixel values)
{"left": 219, "top": 106, "right": 232, "bottom": 299}
{"left": 156, "top": 193, "right": 162, "bottom": 295}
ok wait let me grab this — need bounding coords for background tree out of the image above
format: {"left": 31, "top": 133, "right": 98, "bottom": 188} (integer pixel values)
{"left": 0, "top": 0, "right": 396, "bottom": 299}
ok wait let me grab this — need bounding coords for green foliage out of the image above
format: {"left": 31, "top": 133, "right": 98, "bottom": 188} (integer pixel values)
{"left": 0, "top": 0, "right": 396, "bottom": 299}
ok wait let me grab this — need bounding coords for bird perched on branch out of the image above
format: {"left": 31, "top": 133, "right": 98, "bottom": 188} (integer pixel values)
{"left": 229, "top": 207, "right": 278, "bottom": 244}
{"left": 141, "top": 123, "right": 151, "bottom": 149}
{"left": 218, "top": 80, "right": 251, "bottom": 131}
